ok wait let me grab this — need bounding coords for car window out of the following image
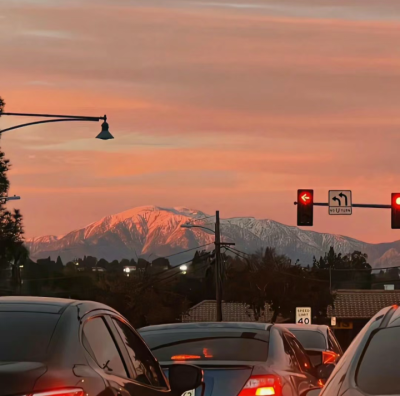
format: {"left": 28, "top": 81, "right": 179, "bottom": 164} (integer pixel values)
{"left": 327, "top": 330, "right": 342, "bottom": 355}
{"left": 356, "top": 326, "right": 400, "bottom": 395}
{"left": 0, "top": 312, "right": 60, "bottom": 362}
{"left": 83, "top": 317, "right": 127, "bottom": 378}
{"left": 282, "top": 334, "right": 301, "bottom": 372}
{"left": 113, "top": 319, "right": 167, "bottom": 388}
{"left": 290, "top": 330, "right": 326, "bottom": 350}
{"left": 141, "top": 330, "right": 269, "bottom": 362}
{"left": 286, "top": 335, "right": 315, "bottom": 374}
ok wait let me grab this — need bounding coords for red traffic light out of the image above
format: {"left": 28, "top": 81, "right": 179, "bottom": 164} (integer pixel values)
{"left": 297, "top": 189, "right": 314, "bottom": 226}
{"left": 299, "top": 191, "right": 313, "bottom": 205}
{"left": 392, "top": 193, "right": 400, "bottom": 229}
{"left": 394, "top": 195, "right": 400, "bottom": 206}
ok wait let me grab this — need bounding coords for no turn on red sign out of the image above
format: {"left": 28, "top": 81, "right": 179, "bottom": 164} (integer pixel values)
{"left": 296, "top": 307, "right": 311, "bottom": 325}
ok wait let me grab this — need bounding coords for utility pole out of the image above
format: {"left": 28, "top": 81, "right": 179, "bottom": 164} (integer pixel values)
{"left": 180, "top": 212, "right": 235, "bottom": 322}
{"left": 215, "top": 211, "right": 222, "bottom": 322}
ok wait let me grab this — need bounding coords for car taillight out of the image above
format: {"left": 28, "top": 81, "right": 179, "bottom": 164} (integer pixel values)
{"left": 30, "top": 389, "right": 84, "bottom": 396}
{"left": 238, "top": 375, "right": 282, "bottom": 396}
{"left": 171, "top": 355, "right": 201, "bottom": 360}
{"left": 322, "top": 351, "right": 338, "bottom": 365}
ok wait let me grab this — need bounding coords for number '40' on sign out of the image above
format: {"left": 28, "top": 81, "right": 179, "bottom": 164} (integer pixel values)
{"left": 297, "top": 318, "right": 310, "bottom": 324}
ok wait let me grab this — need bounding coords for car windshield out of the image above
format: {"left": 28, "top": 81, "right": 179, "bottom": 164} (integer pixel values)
{"left": 141, "top": 331, "right": 269, "bottom": 362}
{"left": 289, "top": 330, "right": 326, "bottom": 350}
{"left": 0, "top": 312, "right": 60, "bottom": 361}
{"left": 356, "top": 326, "right": 400, "bottom": 395}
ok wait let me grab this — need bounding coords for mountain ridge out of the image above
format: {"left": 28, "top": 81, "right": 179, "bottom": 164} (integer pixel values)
{"left": 25, "top": 205, "right": 400, "bottom": 267}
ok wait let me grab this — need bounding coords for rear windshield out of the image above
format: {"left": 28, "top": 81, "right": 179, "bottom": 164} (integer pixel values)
{"left": 356, "top": 326, "right": 400, "bottom": 395}
{"left": 141, "top": 331, "right": 269, "bottom": 362}
{"left": 0, "top": 312, "right": 60, "bottom": 361}
{"left": 289, "top": 330, "right": 326, "bottom": 350}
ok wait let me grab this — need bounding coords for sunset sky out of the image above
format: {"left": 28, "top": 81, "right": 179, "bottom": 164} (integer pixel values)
{"left": 1, "top": 0, "right": 400, "bottom": 243}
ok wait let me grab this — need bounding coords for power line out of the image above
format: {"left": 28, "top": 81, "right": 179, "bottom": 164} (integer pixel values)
{"left": 138, "top": 251, "right": 213, "bottom": 289}
{"left": 163, "top": 243, "right": 214, "bottom": 259}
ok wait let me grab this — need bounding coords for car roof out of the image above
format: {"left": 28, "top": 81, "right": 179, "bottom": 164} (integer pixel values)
{"left": 0, "top": 296, "right": 117, "bottom": 315}
{"left": 139, "top": 322, "right": 275, "bottom": 333}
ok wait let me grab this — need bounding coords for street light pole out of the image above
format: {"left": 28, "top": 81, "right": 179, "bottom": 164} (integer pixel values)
{"left": 215, "top": 210, "right": 222, "bottom": 322}
{"left": 0, "top": 112, "right": 114, "bottom": 140}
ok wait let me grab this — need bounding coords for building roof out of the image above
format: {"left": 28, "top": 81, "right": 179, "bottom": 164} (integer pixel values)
{"left": 328, "top": 289, "right": 400, "bottom": 319}
{"left": 181, "top": 300, "right": 275, "bottom": 323}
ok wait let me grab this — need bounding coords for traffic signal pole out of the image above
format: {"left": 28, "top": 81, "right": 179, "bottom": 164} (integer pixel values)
{"left": 310, "top": 202, "right": 392, "bottom": 209}
{"left": 295, "top": 202, "right": 391, "bottom": 209}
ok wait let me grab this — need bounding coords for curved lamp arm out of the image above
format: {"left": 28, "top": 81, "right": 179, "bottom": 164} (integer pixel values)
{"left": 0, "top": 112, "right": 113, "bottom": 140}
{"left": 0, "top": 118, "right": 99, "bottom": 134}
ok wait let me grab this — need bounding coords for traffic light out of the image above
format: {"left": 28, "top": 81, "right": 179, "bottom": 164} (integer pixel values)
{"left": 297, "top": 189, "right": 314, "bottom": 226}
{"left": 391, "top": 193, "right": 400, "bottom": 229}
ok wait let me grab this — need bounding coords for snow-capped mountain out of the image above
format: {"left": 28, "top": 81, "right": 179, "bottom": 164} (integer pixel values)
{"left": 25, "top": 205, "right": 400, "bottom": 267}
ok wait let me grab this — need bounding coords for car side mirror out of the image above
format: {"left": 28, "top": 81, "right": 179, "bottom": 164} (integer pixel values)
{"left": 317, "top": 363, "right": 335, "bottom": 380}
{"left": 168, "top": 364, "right": 204, "bottom": 395}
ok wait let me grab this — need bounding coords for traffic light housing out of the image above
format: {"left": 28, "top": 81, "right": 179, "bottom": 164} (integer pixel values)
{"left": 297, "top": 189, "right": 314, "bottom": 226}
{"left": 391, "top": 193, "right": 400, "bottom": 229}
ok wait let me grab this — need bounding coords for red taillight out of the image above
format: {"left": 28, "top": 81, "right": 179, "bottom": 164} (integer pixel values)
{"left": 30, "top": 389, "right": 84, "bottom": 396}
{"left": 238, "top": 375, "right": 282, "bottom": 396}
{"left": 322, "top": 351, "right": 338, "bottom": 365}
{"left": 171, "top": 355, "right": 201, "bottom": 360}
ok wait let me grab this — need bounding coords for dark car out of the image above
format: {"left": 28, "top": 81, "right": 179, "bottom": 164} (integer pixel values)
{"left": 139, "top": 322, "right": 334, "bottom": 396}
{"left": 304, "top": 304, "right": 400, "bottom": 396}
{"left": 0, "top": 296, "right": 203, "bottom": 396}
{"left": 277, "top": 325, "right": 343, "bottom": 368}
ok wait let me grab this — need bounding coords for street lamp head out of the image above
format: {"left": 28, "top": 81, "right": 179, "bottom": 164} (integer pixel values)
{"left": 96, "top": 116, "right": 114, "bottom": 140}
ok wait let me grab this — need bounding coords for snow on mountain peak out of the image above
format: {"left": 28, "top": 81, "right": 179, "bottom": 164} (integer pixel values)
{"left": 25, "top": 205, "right": 400, "bottom": 267}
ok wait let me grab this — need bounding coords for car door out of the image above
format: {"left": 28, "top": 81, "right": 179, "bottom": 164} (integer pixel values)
{"left": 285, "top": 334, "right": 319, "bottom": 395}
{"left": 81, "top": 314, "right": 134, "bottom": 396}
{"left": 108, "top": 315, "right": 170, "bottom": 396}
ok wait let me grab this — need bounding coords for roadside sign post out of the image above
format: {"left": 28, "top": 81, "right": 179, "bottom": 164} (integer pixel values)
{"left": 296, "top": 307, "right": 311, "bottom": 325}
{"left": 329, "top": 190, "right": 352, "bottom": 215}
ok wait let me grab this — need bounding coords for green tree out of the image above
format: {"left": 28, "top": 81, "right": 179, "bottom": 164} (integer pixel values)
{"left": 0, "top": 96, "right": 4, "bottom": 115}
{"left": 313, "top": 247, "right": 372, "bottom": 289}
{"left": 0, "top": 96, "right": 29, "bottom": 290}
{"left": 224, "top": 248, "right": 333, "bottom": 323}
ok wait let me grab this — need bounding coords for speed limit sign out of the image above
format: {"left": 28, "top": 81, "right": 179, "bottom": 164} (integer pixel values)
{"left": 296, "top": 307, "right": 311, "bottom": 325}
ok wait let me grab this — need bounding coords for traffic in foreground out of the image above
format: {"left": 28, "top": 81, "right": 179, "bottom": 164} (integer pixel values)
{"left": 139, "top": 322, "right": 334, "bottom": 396}
{"left": 0, "top": 296, "right": 202, "bottom": 396}
{"left": 306, "top": 304, "right": 400, "bottom": 396}
{"left": 2, "top": 295, "right": 398, "bottom": 396}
